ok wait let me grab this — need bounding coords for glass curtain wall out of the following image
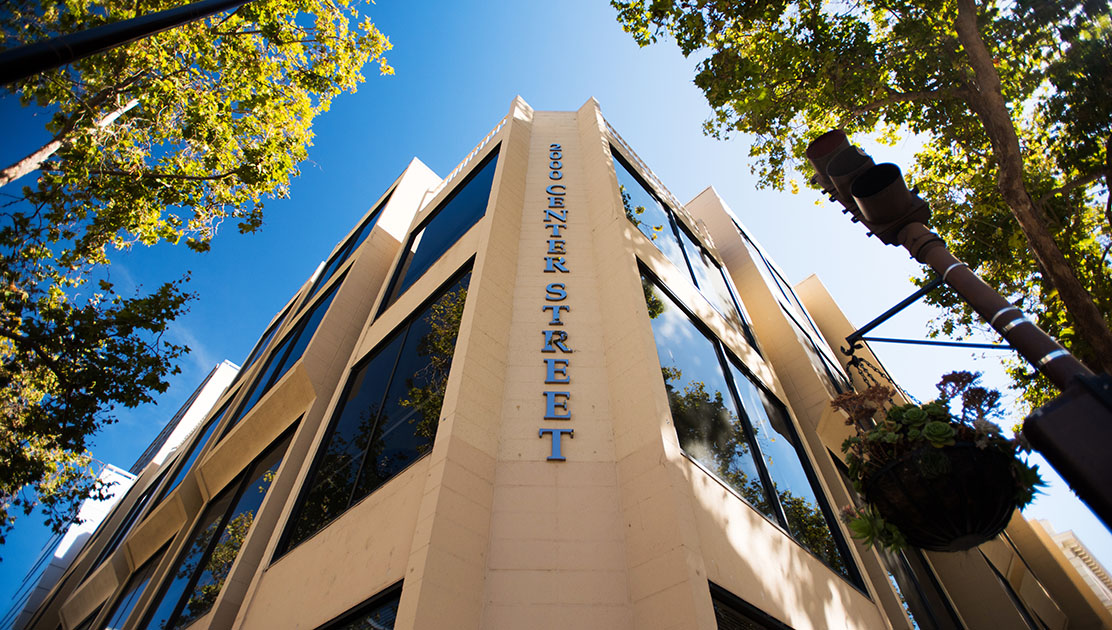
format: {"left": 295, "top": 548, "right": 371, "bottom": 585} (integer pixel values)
{"left": 280, "top": 269, "right": 472, "bottom": 553}
{"left": 225, "top": 277, "right": 344, "bottom": 433}
{"left": 306, "top": 189, "right": 395, "bottom": 301}
{"left": 643, "top": 275, "right": 857, "bottom": 581}
{"left": 139, "top": 432, "right": 293, "bottom": 630}
{"left": 380, "top": 148, "right": 498, "bottom": 311}
{"left": 614, "top": 152, "right": 757, "bottom": 347}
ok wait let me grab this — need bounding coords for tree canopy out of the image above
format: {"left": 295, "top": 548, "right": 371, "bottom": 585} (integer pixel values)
{"left": 0, "top": 0, "right": 391, "bottom": 544}
{"left": 612, "top": 0, "right": 1112, "bottom": 408}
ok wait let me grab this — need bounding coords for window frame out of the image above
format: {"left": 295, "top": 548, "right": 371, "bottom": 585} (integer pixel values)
{"left": 734, "top": 222, "right": 849, "bottom": 392}
{"left": 138, "top": 427, "right": 296, "bottom": 630}
{"left": 378, "top": 146, "right": 499, "bottom": 315}
{"left": 223, "top": 274, "right": 346, "bottom": 436}
{"left": 315, "top": 581, "right": 402, "bottom": 630}
{"left": 709, "top": 582, "right": 797, "bottom": 630}
{"left": 234, "top": 301, "right": 295, "bottom": 385}
{"left": 305, "top": 187, "right": 395, "bottom": 302}
{"left": 96, "top": 543, "right": 168, "bottom": 630}
{"left": 615, "top": 148, "right": 758, "bottom": 348}
{"left": 276, "top": 263, "right": 474, "bottom": 559}
{"left": 642, "top": 269, "right": 861, "bottom": 586}
{"left": 149, "top": 400, "right": 233, "bottom": 509}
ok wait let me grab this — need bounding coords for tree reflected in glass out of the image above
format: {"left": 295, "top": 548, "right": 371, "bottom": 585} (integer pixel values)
{"left": 284, "top": 272, "right": 470, "bottom": 553}
{"left": 643, "top": 275, "right": 851, "bottom": 578}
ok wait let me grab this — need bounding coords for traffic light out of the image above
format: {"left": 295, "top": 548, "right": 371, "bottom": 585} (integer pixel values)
{"left": 805, "top": 129, "right": 929, "bottom": 245}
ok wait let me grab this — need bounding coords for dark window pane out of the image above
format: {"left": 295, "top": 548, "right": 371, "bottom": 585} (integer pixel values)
{"left": 284, "top": 271, "right": 471, "bottom": 553}
{"left": 228, "top": 280, "right": 342, "bottom": 431}
{"left": 320, "top": 586, "right": 400, "bottom": 630}
{"left": 643, "top": 278, "right": 773, "bottom": 518}
{"left": 383, "top": 150, "right": 497, "bottom": 309}
{"left": 142, "top": 492, "right": 237, "bottom": 630}
{"left": 727, "top": 362, "right": 848, "bottom": 576}
{"left": 736, "top": 224, "right": 847, "bottom": 391}
{"left": 238, "top": 308, "right": 288, "bottom": 377}
{"left": 88, "top": 474, "right": 164, "bottom": 574}
{"left": 711, "top": 584, "right": 794, "bottom": 629}
{"left": 172, "top": 445, "right": 285, "bottom": 628}
{"left": 284, "top": 332, "right": 405, "bottom": 547}
{"left": 142, "top": 436, "right": 291, "bottom": 630}
{"left": 614, "top": 155, "right": 688, "bottom": 274}
{"left": 308, "top": 190, "right": 393, "bottom": 301}
{"left": 153, "top": 405, "right": 229, "bottom": 506}
{"left": 100, "top": 548, "right": 165, "bottom": 630}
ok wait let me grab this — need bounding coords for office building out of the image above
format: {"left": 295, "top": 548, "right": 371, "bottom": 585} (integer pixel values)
{"left": 19, "top": 98, "right": 1112, "bottom": 630}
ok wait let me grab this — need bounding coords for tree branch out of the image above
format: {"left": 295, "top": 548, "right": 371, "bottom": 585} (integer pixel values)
{"left": 40, "top": 166, "right": 241, "bottom": 182}
{"left": 848, "top": 87, "right": 960, "bottom": 115}
{"left": 1036, "top": 169, "right": 1105, "bottom": 205}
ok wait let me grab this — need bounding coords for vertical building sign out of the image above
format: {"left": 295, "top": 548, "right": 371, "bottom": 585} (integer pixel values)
{"left": 539, "top": 143, "right": 574, "bottom": 461}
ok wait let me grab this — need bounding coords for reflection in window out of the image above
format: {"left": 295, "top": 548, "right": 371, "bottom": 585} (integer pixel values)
{"left": 675, "top": 225, "right": 757, "bottom": 349}
{"left": 615, "top": 150, "right": 757, "bottom": 348}
{"left": 381, "top": 148, "right": 497, "bottom": 311}
{"left": 644, "top": 276, "right": 854, "bottom": 579}
{"left": 140, "top": 433, "right": 291, "bottom": 630}
{"left": 614, "top": 154, "right": 689, "bottom": 275}
{"left": 87, "top": 471, "right": 167, "bottom": 575}
{"left": 644, "top": 277, "right": 773, "bottom": 519}
{"left": 281, "top": 270, "right": 472, "bottom": 553}
{"left": 100, "top": 546, "right": 166, "bottom": 630}
{"left": 320, "top": 583, "right": 401, "bottom": 630}
{"left": 152, "top": 403, "right": 231, "bottom": 507}
{"left": 225, "top": 278, "right": 343, "bottom": 433}
{"left": 710, "top": 582, "right": 795, "bottom": 629}
{"left": 734, "top": 222, "right": 848, "bottom": 392}
{"left": 236, "top": 302, "right": 293, "bottom": 381}
{"left": 307, "top": 189, "right": 394, "bottom": 301}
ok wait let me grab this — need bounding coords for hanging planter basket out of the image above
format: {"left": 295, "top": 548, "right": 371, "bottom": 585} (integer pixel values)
{"left": 863, "top": 443, "right": 1019, "bottom": 552}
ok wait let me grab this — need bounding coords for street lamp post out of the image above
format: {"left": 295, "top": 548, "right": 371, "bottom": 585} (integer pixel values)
{"left": 806, "top": 129, "right": 1112, "bottom": 528}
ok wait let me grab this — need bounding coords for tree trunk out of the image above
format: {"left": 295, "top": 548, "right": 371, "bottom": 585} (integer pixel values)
{"left": 954, "top": 0, "right": 1112, "bottom": 376}
{"left": 0, "top": 98, "right": 138, "bottom": 189}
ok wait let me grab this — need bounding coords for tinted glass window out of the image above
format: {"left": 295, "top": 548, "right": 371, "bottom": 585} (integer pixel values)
{"left": 237, "top": 303, "right": 293, "bottom": 379}
{"left": 226, "top": 279, "right": 342, "bottom": 432}
{"left": 614, "top": 155, "right": 688, "bottom": 274}
{"left": 283, "top": 271, "right": 471, "bottom": 553}
{"left": 382, "top": 149, "right": 497, "bottom": 310}
{"left": 320, "top": 585, "right": 400, "bottom": 630}
{"left": 307, "top": 190, "right": 393, "bottom": 301}
{"left": 676, "top": 226, "right": 745, "bottom": 325}
{"left": 153, "top": 404, "right": 230, "bottom": 506}
{"left": 142, "top": 435, "right": 290, "bottom": 630}
{"left": 735, "top": 223, "right": 848, "bottom": 391}
{"left": 88, "top": 475, "right": 164, "bottom": 574}
{"left": 727, "top": 362, "right": 845, "bottom": 573}
{"left": 644, "top": 275, "right": 854, "bottom": 580}
{"left": 142, "top": 492, "right": 236, "bottom": 630}
{"left": 644, "top": 279, "right": 772, "bottom": 518}
{"left": 711, "top": 583, "right": 794, "bottom": 629}
{"left": 99, "top": 547, "right": 165, "bottom": 630}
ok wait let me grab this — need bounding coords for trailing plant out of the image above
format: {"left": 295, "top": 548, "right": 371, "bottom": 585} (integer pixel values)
{"left": 831, "top": 371, "right": 1043, "bottom": 551}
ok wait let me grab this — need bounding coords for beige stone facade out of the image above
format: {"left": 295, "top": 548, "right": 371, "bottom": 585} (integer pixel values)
{"left": 22, "top": 98, "right": 1112, "bottom": 630}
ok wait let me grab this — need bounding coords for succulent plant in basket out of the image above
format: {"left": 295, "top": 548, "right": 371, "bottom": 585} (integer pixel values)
{"left": 831, "top": 371, "right": 1044, "bottom": 553}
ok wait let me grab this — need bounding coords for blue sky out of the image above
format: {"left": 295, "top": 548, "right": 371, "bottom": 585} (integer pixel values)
{"left": 2, "top": 0, "right": 1109, "bottom": 611}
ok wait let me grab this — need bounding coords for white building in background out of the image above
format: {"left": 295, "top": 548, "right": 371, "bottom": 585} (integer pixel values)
{"left": 2, "top": 362, "right": 238, "bottom": 630}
